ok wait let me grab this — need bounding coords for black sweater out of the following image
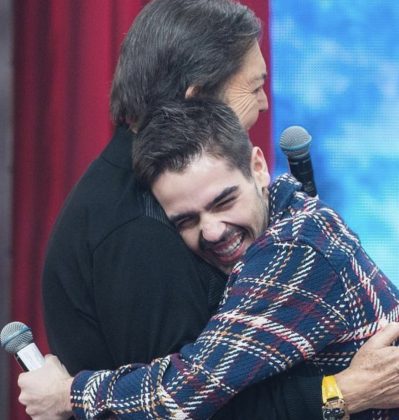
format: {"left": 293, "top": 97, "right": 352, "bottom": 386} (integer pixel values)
{"left": 43, "top": 125, "right": 322, "bottom": 419}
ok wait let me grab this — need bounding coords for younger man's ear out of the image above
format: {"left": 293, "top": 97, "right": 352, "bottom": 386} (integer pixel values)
{"left": 251, "top": 147, "right": 271, "bottom": 189}
{"left": 185, "top": 85, "right": 200, "bottom": 98}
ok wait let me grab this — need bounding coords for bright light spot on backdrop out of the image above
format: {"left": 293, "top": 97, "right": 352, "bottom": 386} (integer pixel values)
{"left": 271, "top": 0, "right": 399, "bottom": 285}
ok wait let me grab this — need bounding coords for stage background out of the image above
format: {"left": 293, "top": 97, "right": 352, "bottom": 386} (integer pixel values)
{"left": 3, "top": 0, "right": 399, "bottom": 418}
{"left": 270, "top": 0, "right": 399, "bottom": 285}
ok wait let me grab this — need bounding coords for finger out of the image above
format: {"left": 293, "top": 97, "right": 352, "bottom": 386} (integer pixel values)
{"left": 377, "top": 318, "right": 389, "bottom": 330}
{"left": 364, "top": 322, "right": 399, "bottom": 348}
{"left": 17, "top": 373, "right": 25, "bottom": 387}
{"left": 45, "top": 353, "right": 63, "bottom": 368}
{"left": 18, "top": 392, "right": 26, "bottom": 405}
{"left": 44, "top": 354, "right": 59, "bottom": 364}
{"left": 25, "top": 405, "right": 36, "bottom": 417}
{"left": 17, "top": 372, "right": 30, "bottom": 389}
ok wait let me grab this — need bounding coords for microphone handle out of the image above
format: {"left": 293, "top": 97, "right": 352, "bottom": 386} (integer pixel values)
{"left": 15, "top": 342, "right": 45, "bottom": 371}
{"left": 288, "top": 154, "right": 318, "bottom": 197}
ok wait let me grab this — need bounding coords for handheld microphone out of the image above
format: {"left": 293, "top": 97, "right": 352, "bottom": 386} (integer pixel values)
{"left": 279, "top": 125, "right": 318, "bottom": 197}
{"left": 1, "top": 321, "right": 44, "bottom": 371}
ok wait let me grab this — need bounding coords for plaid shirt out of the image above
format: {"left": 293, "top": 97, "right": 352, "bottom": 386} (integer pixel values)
{"left": 71, "top": 174, "right": 399, "bottom": 419}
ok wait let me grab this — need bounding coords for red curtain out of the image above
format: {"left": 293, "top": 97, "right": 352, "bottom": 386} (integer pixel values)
{"left": 10, "top": 1, "right": 271, "bottom": 418}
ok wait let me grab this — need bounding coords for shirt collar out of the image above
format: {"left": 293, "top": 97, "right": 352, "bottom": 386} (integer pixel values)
{"left": 102, "top": 124, "right": 136, "bottom": 170}
{"left": 268, "top": 174, "right": 303, "bottom": 224}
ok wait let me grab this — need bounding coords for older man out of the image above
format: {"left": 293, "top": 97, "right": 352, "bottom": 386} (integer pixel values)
{"left": 19, "top": 99, "right": 399, "bottom": 419}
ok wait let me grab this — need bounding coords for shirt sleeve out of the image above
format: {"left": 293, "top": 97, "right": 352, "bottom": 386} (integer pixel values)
{"left": 71, "top": 240, "right": 348, "bottom": 419}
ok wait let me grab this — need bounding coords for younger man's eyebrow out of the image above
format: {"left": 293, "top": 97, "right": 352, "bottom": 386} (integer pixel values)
{"left": 205, "top": 186, "right": 238, "bottom": 211}
{"left": 169, "top": 186, "right": 239, "bottom": 225}
{"left": 169, "top": 211, "right": 197, "bottom": 226}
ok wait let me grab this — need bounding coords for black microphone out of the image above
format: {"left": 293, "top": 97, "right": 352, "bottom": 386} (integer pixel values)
{"left": 1, "top": 321, "right": 44, "bottom": 371}
{"left": 279, "top": 125, "right": 318, "bottom": 197}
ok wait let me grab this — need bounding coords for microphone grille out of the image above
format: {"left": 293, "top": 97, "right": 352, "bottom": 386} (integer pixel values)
{"left": 279, "top": 126, "right": 312, "bottom": 158}
{"left": 0, "top": 321, "right": 33, "bottom": 354}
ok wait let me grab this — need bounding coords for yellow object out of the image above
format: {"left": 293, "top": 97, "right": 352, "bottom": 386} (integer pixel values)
{"left": 322, "top": 375, "right": 344, "bottom": 403}
{"left": 321, "top": 375, "right": 349, "bottom": 419}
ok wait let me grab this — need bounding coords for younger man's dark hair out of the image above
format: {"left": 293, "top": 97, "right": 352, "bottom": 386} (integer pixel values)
{"left": 132, "top": 99, "right": 253, "bottom": 189}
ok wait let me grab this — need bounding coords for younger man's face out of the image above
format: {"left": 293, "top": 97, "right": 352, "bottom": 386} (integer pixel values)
{"left": 152, "top": 148, "right": 271, "bottom": 274}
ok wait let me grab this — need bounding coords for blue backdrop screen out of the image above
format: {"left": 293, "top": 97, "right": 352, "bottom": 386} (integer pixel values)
{"left": 271, "top": 1, "right": 399, "bottom": 284}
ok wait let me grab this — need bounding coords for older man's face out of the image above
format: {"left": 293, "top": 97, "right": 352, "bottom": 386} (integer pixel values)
{"left": 152, "top": 148, "right": 270, "bottom": 274}
{"left": 222, "top": 41, "right": 268, "bottom": 131}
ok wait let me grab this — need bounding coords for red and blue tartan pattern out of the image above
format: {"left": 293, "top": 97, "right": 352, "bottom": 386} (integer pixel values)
{"left": 71, "top": 174, "right": 399, "bottom": 419}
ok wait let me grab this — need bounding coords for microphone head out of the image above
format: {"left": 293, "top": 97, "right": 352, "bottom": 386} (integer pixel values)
{"left": 280, "top": 126, "right": 312, "bottom": 159}
{"left": 1, "top": 321, "right": 33, "bottom": 354}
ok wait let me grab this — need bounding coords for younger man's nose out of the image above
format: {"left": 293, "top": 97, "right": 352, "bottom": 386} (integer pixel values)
{"left": 201, "top": 221, "right": 226, "bottom": 244}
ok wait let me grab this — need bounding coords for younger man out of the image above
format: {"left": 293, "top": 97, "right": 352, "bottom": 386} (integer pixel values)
{"left": 19, "top": 99, "right": 399, "bottom": 419}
